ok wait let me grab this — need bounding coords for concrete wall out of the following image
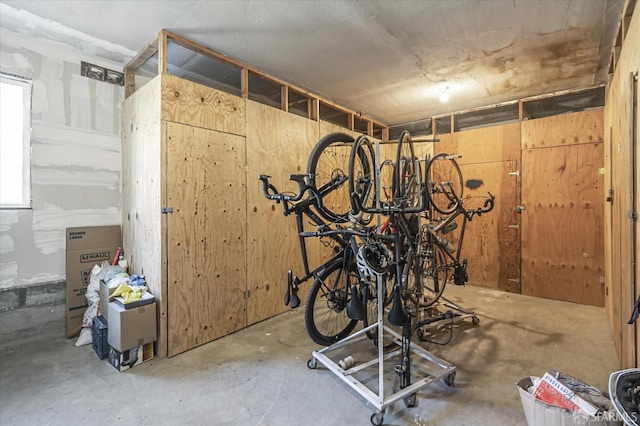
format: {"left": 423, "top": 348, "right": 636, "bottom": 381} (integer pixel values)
{"left": 0, "top": 28, "right": 123, "bottom": 354}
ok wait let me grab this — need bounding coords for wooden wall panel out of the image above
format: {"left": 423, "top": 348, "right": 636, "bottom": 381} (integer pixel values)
{"left": 165, "top": 123, "right": 247, "bottom": 356}
{"left": 440, "top": 123, "right": 520, "bottom": 162}
{"left": 246, "top": 101, "right": 320, "bottom": 325}
{"left": 521, "top": 142, "right": 605, "bottom": 306}
{"left": 604, "top": 5, "right": 639, "bottom": 368}
{"left": 434, "top": 128, "right": 520, "bottom": 292}
{"left": 521, "top": 109, "right": 603, "bottom": 150}
{"left": 121, "top": 76, "right": 166, "bottom": 356}
{"left": 452, "top": 161, "right": 519, "bottom": 292}
{"left": 161, "top": 74, "right": 246, "bottom": 136}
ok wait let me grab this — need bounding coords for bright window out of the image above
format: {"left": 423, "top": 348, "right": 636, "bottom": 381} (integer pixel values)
{"left": 0, "top": 73, "right": 32, "bottom": 208}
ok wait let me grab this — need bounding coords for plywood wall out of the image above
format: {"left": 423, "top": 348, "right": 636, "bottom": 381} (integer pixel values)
{"left": 121, "top": 75, "right": 165, "bottom": 354}
{"left": 440, "top": 123, "right": 520, "bottom": 162}
{"left": 435, "top": 124, "right": 520, "bottom": 292}
{"left": 521, "top": 142, "right": 605, "bottom": 306}
{"left": 246, "top": 102, "right": 319, "bottom": 325}
{"left": 161, "top": 74, "right": 246, "bottom": 136}
{"left": 604, "top": 4, "right": 639, "bottom": 368}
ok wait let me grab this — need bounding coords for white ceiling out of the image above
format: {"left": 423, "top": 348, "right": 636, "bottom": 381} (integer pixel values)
{"left": 0, "top": 0, "right": 624, "bottom": 125}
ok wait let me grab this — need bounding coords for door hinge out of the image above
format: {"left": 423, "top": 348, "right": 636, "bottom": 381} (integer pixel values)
{"left": 508, "top": 278, "right": 520, "bottom": 283}
{"left": 516, "top": 205, "right": 526, "bottom": 213}
{"left": 244, "top": 290, "right": 250, "bottom": 299}
{"left": 161, "top": 207, "right": 174, "bottom": 214}
{"left": 244, "top": 165, "right": 249, "bottom": 173}
{"left": 507, "top": 224, "right": 519, "bottom": 229}
{"left": 629, "top": 211, "right": 638, "bottom": 220}
{"left": 508, "top": 170, "right": 520, "bottom": 176}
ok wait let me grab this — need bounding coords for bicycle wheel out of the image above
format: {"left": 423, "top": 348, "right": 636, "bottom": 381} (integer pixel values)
{"left": 305, "top": 259, "right": 359, "bottom": 346}
{"left": 379, "top": 159, "right": 395, "bottom": 207}
{"left": 307, "top": 133, "right": 355, "bottom": 223}
{"left": 417, "top": 243, "right": 449, "bottom": 307}
{"left": 348, "top": 134, "right": 376, "bottom": 225}
{"left": 393, "top": 131, "right": 421, "bottom": 210}
{"left": 426, "top": 152, "right": 464, "bottom": 215}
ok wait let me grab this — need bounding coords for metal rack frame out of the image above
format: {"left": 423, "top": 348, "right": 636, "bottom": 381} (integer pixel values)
{"left": 307, "top": 272, "right": 457, "bottom": 425}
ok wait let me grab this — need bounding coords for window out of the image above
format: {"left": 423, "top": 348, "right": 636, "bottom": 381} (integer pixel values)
{"left": 0, "top": 73, "right": 32, "bottom": 208}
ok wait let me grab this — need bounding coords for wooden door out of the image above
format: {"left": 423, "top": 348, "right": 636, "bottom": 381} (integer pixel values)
{"left": 521, "top": 142, "right": 605, "bottom": 306}
{"left": 455, "top": 161, "right": 519, "bottom": 292}
{"left": 165, "top": 122, "right": 247, "bottom": 356}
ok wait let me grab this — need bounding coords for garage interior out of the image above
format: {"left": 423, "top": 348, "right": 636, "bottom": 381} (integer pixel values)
{"left": 0, "top": 1, "right": 638, "bottom": 425}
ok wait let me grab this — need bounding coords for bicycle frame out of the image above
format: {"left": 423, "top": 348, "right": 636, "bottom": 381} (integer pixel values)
{"left": 428, "top": 189, "right": 495, "bottom": 268}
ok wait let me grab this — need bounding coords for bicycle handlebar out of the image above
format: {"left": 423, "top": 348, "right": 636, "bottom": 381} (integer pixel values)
{"left": 259, "top": 174, "right": 308, "bottom": 202}
{"left": 466, "top": 192, "right": 495, "bottom": 219}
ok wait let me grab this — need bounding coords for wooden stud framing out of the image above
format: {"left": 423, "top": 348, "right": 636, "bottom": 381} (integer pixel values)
{"left": 124, "top": 68, "right": 135, "bottom": 98}
{"left": 281, "top": 86, "right": 288, "bottom": 112}
{"left": 518, "top": 100, "right": 524, "bottom": 122}
{"left": 158, "top": 30, "right": 167, "bottom": 75}
{"left": 382, "top": 127, "right": 389, "bottom": 141}
{"left": 240, "top": 68, "right": 249, "bottom": 99}
{"left": 310, "top": 98, "right": 319, "bottom": 121}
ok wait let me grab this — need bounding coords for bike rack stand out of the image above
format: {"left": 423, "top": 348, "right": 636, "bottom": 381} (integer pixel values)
{"left": 305, "top": 139, "right": 469, "bottom": 425}
{"left": 307, "top": 275, "right": 457, "bottom": 426}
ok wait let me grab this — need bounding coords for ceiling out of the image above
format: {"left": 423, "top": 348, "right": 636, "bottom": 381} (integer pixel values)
{"left": 0, "top": 0, "right": 624, "bottom": 126}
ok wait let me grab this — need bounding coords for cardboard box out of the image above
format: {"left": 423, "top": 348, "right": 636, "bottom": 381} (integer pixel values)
{"left": 99, "top": 280, "right": 118, "bottom": 322}
{"left": 107, "top": 301, "right": 157, "bottom": 352}
{"left": 517, "top": 378, "right": 611, "bottom": 426}
{"left": 108, "top": 342, "right": 154, "bottom": 372}
{"left": 65, "top": 225, "right": 121, "bottom": 337}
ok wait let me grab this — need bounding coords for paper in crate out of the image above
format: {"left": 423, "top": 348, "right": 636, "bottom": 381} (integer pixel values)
{"left": 517, "top": 377, "right": 610, "bottom": 426}
{"left": 533, "top": 372, "right": 598, "bottom": 416}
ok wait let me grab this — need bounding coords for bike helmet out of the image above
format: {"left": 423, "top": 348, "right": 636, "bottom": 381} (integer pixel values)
{"left": 357, "top": 241, "right": 393, "bottom": 278}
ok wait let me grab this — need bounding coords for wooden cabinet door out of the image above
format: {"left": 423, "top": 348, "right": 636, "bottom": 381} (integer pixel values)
{"left": 521, "top": 142, "right": 605, "bottom": 306}
{"left": 165, "top": 122, "right": 247, "bottom": 356}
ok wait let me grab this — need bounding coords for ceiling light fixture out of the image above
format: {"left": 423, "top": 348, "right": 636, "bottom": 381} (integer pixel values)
{"left": 439, "top": 86, "right": 450, "bottom": 103}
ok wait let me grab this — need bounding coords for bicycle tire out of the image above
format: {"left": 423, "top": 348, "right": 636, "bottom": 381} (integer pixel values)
{"left": 304, "top": 259, "right": 359, "bottom": 346}
{"left": 416, "top": 243, "right": 449, "bottom": 308}
{"left": 426, "top": 152, "right": 464, "bottom": 215}
{"left": 348, "top": 134, "right": 376, "bottom": 225}
{"left": 379, "top": 159, "right": 395, "bottom": 207}
{"left": 392, "top": 131, "right": 421, "bottom": 211}
{"left": 307, "top": 133, "right": 355, "bottom": 223}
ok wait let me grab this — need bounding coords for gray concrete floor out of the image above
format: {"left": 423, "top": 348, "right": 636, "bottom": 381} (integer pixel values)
{"left": 0, "top": 286, "right": 619, "bottom": 426}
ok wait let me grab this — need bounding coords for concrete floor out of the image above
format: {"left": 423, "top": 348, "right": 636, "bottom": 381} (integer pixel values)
{"left": 0, "top": 285, "right": 619, "bottom": 426}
